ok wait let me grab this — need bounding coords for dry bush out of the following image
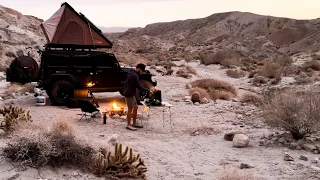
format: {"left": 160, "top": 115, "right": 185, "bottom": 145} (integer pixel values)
{"left": 262, "top": 90, "right": 320, "bottom": 140}
{"left": 226, "top": 69, "right": 246, "bottom": 78}
{"left": 240, "top": 93, "right": 263, "bottom": 106}
{"left": 302, "top": 60, "right": 320, "bottom": 71}
{"left": 191, "top": 78, "right": 237, "bottom": 96}
{"left": 256, "top": 60, "right": 282, "bottom": 78}
{"left": 5, "top": 51, "right": 16, "bottom": 58}
{"left": 189, "top": 87, "right": 211, "bottom": 102}
{"left": 186, "top": 66, "right": 197, "bottom": 74}
{"left": 3, "top": 123, "right": 95, "bottom": 170}
{"left": 209, "top": 90, "right": 235, "bottom": 100}
{"left": 199, "top": 50, "right": 241, "bottom": 67}
{"left": 217, "top": 166, "right": 254, "bottom": 180}
{"left": 312, "top": 54, "right": 320, "bottom": 60}
{"left": 4, "top": 83, "right": 35, "bottom": 97}
{"left": 251, "top": 76, "right": 268, "bottom": 86}
{"left": 294, "top": 72, "right": 314, "bottom": 84}
{"left": 52, "top": 120, "right": 74, "bottom": 135}
{"left": 0, "top": 106, "right": 32, "bottom": 133}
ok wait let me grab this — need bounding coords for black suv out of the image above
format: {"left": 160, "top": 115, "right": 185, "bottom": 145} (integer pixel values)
{"left": 35, "top": 48, "right": 156, "bottom": 105}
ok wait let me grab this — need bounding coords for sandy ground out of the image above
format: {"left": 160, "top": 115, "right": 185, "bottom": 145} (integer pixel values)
{"left": 0, "top": 61, "right": 320, "bottom": 180}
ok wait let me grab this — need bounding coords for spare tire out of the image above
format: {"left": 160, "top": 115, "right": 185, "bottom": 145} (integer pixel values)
{"left": 7, "top": 56, "right": 39, "bottom": 83}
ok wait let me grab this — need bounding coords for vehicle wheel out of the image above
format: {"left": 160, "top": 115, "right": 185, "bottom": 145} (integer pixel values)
{"left": 49, "top": 80, "right": 74, "bottom": 105}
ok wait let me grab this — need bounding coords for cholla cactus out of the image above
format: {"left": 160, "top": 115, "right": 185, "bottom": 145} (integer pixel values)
{"left": 95, "top": 143, "right": 147, "bottom": 178}
{"left": 0, "top": 106, "right": 32, "bottom": 132}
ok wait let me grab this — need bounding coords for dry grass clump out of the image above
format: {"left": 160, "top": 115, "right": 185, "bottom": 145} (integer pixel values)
{"left": 217, "top": 166, "right": 254, "bottom": 180}
{"left": 256, "top": 60, "right": 282, "bottom": 79}
{"left": 0, "top": 106, "right": 32, "bottom": 133}
{"left": 302, "top": 60, "right": 320, "bottom": 71}
{"left": 5, "top": 51, "right": 16, "bottom": 58}
{"left": 176, "top": 66, "right": 197, "bottom": 79}
{"left": 52, "top": 120, "right": 74, "bottom": 135}
{"left": 3, "top": 83, "right": 35, "bottom": 98}
{"left": 262, "top": 89, "right": 320, "bottom": 140}
{"left": 199, "top": 50, "right": 241, "bottom": 66}
{"left": 190, "top": 79, "right": 237, "bottom": 100}
{"left": 312, "top": 54, "right": 320, "bottom": 60}
{"left": 226, "top": 69, "right": 246, "bottom": 78}
{"left": 239, "top": 93, "right": 263, "bottom": 106}
{"left": 294, "top": 72, "right": 314, "bottom": 85}
{"left": 3, "top": 122, "right": 95, "bottom": 170}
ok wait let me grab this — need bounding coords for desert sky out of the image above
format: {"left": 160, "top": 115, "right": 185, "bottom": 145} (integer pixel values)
{"left": 1, "top": 0, "right": 320, "bottom": 27}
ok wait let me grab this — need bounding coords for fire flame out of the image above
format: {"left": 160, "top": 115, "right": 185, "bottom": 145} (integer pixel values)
{"left": 86, "top": 82, "right": 95, "bottom": 87}
{"left": 112, "top": 102, "right": 121, "bottom": 111}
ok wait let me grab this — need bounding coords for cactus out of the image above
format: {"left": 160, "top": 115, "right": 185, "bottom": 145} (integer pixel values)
{"left": 0, "top": 106, "right": 32, "bottom": 132}
{"left": 95, "top": 143, "right": 147, "bottom": 178}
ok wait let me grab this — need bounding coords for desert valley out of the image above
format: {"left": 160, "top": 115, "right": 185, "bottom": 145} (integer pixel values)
{"left": 0, "top": 2, "right": 320, "bottom": 180}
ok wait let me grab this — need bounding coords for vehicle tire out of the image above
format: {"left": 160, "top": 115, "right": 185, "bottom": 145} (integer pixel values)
{"left": 49, "top": 80, "right": 74, "bottom": 105}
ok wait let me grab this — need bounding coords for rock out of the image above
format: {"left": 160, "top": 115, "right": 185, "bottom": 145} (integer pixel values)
{"left": 299, "top": 155, "right": 308, "bottom": 161}
{"left": 191, "top": 91, "right": 201, "bottom": 103}
{"left": 236, "top": 114, "right": 243, "bottom": 119}
{"left": 186, "top": 84, "right": 192, "bottom": 89}
{"left": 233, "top": 134, "right": 250, "bottom": 148}
{"left": 278, "top": 137, "right": 285, "bottom": 144}
{"left": 240, "top": 163, "right": 253, "bottom": 169}
{"left": 202, "top": 97, "right": 209, "bottom": 104}
{"left": 25, "top": 92, "right": 30, "bottom": 96}
{"left": 224, "top": 131, "right": 243, "bottom": 141}
{"left": 311, "top": 166, "right": 320, "bottom": 172}
{"left": 108, "top": 134, "right": 119, "bottom": 145}
{"left": 316, "top": 144, "right": 320, "bottom": 151}
{"left": 194, "top": 102, "right": 200, "bottom": 106}
{"left": 289, "top": 142, "right": 299, "bottom": 150}
{"left": 191, "top": 131, "right": 200, "bottom": 136}
{"left": 314, "top": 150, "right": 319, "bottom": 154}
{"left": 7, "top": 173, "right": 20, "bottom": 180}
{"left": 112, "top": 114, "right": 120, "bottom": 119}
{"left": 296, "top": 145, "right": 302, "bottom": 150}
{"left": 120, "top": 115, "right": 127, "bottom": 120}
{"left": 284, "top": 153, "right": 294, "bottom": 161}
{"left": 302, "top": 143, "right": 317, "bottom": 152}
{"left": 183, "top": 96, "right": 191, "bottom": 101}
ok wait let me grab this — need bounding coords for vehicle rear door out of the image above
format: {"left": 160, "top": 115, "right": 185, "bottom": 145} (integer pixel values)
{"left": 94, "top": 54, "right": 118, "bottom": 89}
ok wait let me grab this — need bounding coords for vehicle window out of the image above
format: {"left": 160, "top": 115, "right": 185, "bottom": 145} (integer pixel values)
{"left": 74, "top": 54, "right": 92, "bottom": 69}
{"left": 95, "top": 54, "right": 115, "bottom": 69}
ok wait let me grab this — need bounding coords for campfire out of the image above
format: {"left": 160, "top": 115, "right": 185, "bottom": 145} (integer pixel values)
{"left": 107, "top": 102, "right": 125, "bottom": 117}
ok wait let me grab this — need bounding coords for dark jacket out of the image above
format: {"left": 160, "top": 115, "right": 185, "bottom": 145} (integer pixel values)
{"left": 123, "top": 70, "right": 148, "bottom": 97}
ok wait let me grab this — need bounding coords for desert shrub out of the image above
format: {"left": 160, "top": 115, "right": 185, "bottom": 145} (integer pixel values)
{"left": 312, "top": 54, "right": 320, "bottom": 60}
{"left": 16, "top": 49, "right": 24, "bottom": 56}
{"left": 256, "top": 60, "right": 282, "bottom": 78}
{"left": 189, "top": 87, "right": 211, "bottom": 102}
{"left": 5, "top": 51, "right": 16, "bottom": 58}
{"left": 3, "top": 123, "right": 95, "bottom": 170}
{"left": 302, "top": 60, "right": 320, "bottom": 71}
{"left": 186, "top": 66, "right": 197, "bottom": 74}
{"left": 251, "top": 76, "right": 268, "bottom": 86}
{"left": 199, "top": 50, "right": 241, "bottom": 67}
{"left": 262, "top": 90, "right": 320, "bottom": 140}
{"left": 3, "top": 83, "right": 35, "bottom": 98}
{"left": 226, "top": 69, "right": 246, "bottom": 78}
{"left": 276, "top": 56, "right": 293, "bottom": 66}
{"left": 217, "top": 166, "right": 254, "bottom": 180}
{"left": 240, "top": 93, "right": 263, "bottom": 106}
{"left": 294, "top": 72, "right": 314, "bottom": 84}
{"left": 191, "top": 78, "right": 237, "bottom": 96}
{"left": 0, "top": 106, "right": 32, "bottom": 132}
{"left": 52, "top": 120, "right": 74, "bottom": 135}
{"left": 176, "top": 66, "right": 196, "bottom": 78}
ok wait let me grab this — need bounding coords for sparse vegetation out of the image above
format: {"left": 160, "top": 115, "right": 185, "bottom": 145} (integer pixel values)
{"left": 190, "top": 78, "right": 237, "bottom": 100}
{"left": 302, "top": 60, "right": 320, "bottom": 71}
{"left": 226, "top": 69, "right": 246, "bottom": 78}
{"left": 199, "top": 50, "right": 241, "bottom": 67}
{"left": 240, "top": 93, "right": 263, "bottom": 106}
{"left": 5, "top": 51, "right": 16, "bottom": 58}
{"left": 0, "top": 106, "right": 32, "bottom": 132}
{"left": 176, "top": 66, "right": 197, "bottom": 78}
{"left": 294, "top": 72, "right": 314, "bottom": 84}
{"left": 3, "top": 83, "right": 35, "bottom": 98}
{"left": 312, "top": 53, "right": 320, "bottom": 60}
{"left": 3, "top": 121, "right": 95, "bottom": 170}
{"left": 189, "top": 87, "right": 210, "bottom": 103}
{"left": 217, "top": 166, "right": 254, "bottom": 180}
{"left": 256, "top": 60, "right": 282, "bottom": 79}
{"left": 262, "top": 90, "right": 320, "bottom": 140}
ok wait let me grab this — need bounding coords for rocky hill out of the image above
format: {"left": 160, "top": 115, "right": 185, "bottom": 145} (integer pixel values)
{"left": 111, "top": 11, "right": 320, "bottom": 64}
{"left": 0, "top": 5, "right": 45, "bottom": 70}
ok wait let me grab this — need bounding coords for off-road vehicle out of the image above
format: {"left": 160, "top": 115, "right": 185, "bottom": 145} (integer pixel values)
{"left": 36, "top": 47, "right": 157, "bottom": 105}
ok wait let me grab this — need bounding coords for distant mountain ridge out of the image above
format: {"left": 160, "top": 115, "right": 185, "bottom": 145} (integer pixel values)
{"left": 98, "top": 26, "right": 133, "bottom": 33}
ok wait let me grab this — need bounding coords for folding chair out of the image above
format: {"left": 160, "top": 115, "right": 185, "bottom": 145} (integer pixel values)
{"left": 77, "top": 99, "right": 100, "bottom": 121}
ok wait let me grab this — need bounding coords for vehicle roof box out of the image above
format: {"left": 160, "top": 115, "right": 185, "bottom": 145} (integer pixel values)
{"left": 40, "top": 2, "right": 112, "bottom": 49}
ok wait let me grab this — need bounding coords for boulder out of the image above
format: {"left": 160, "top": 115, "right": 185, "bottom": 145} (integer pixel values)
{"left": 224, "top": 131, "right": 243, "bottom": 141}
{"left": 186, "top": 84, "right": 192, "bottom": 89}
{"left": 191, "top": 91, "right": 201, "bottom": 103}
{"left": 299, "top": 155, "right": 308, "bottom": 161}
{"left": 202, "top": 97, "right": 209, "bottom": 104}
{"left": 233, "top": 134, "right": 250, "bottom": 148}
{"left": 194, "top": 102, "right": 200, "bottom": 106}
{"left": 302, "top": 144, "right": 317, "bottom": 152}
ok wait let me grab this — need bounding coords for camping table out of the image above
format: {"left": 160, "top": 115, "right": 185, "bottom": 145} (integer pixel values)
{"left": 140, "top": 101, "right": 174, "bottom": 131}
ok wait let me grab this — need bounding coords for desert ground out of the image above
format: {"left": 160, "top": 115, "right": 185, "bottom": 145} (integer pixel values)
{"left": 0, "top": 58, "right": 319, "bottom": 180}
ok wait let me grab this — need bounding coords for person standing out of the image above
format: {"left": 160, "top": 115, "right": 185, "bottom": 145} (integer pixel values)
{"left": 123, "top": 63, "right": 149, "bottom": 131}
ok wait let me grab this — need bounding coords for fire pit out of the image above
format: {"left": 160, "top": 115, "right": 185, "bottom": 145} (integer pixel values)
{"left": 107, "top": 102, "right": 126, "bottom": 117}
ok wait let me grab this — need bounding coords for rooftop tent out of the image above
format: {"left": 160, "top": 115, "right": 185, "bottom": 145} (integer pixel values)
{"left": 40, "top": 2, "right": 113, "bottom": 48}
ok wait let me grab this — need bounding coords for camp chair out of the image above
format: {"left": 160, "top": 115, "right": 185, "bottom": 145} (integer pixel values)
{"left": 77, "top": 99, "right": 100, "bottom": 121}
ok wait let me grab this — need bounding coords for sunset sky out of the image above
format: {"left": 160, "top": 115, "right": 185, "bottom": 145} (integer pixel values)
{"left": 1, "top": 0, "right": 320, "bottom": 27}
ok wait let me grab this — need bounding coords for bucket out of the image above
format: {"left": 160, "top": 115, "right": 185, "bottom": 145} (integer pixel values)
{"left": 36, "top": 96, "right": 46, "bottom": 106}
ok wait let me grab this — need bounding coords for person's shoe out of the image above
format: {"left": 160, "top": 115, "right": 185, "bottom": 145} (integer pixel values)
{"left": 126, "top": 125, "right": 137, "bottom": 131}
{"left": 132, "top": 123, "right": 143, "bottom": 128}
